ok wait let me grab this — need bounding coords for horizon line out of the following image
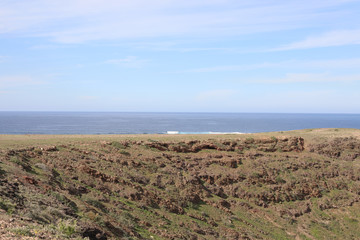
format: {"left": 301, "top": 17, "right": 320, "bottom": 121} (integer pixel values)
{"left": 0, "top": 111, "right": 359, "bottom": 115}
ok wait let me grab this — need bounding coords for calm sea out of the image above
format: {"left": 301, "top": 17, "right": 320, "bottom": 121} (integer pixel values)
{"left": 0, "top": 112, "right": 359, "bottom": 134}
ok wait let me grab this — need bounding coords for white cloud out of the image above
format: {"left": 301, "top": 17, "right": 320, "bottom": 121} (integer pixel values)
{"left": 29, "top": 44, "right": 70, "bottom": 50}
{"left": 256, "top": 73, "right": 360, "bottom": 83}
{"left": 185, "top": 62, "right": 280, "bottom": 73}
{"left": 104, "top": 56, "right": 148, "bottom": 68}
{"left": 302, "top": 58, "right": 360, "bottom": 68}
{"left": 129, "top": 40, "right": 245, "bottom": 53}
{"left": 0, "top": 75, "right": 45, "bottom": 89}
{"left": 0, "top": 0, "right": 357, "bottom": 43}
{"left": 273, "top": 29, "right": 360, "bottom": 51}
{"left": 181, "top": 58, "right": 360, "bottom": 73}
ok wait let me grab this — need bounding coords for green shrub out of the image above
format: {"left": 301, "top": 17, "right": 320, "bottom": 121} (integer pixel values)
{"left": 0, "top": 198, "right": 15, "bottom": 214}
{"left": 86, "top": 199, "right": 108, "bottom": 213}
{"left": 275, "top": 176, "right": 286, "bottom": 184}
{"left": 111, "top": 141, "right": 126, "bottom": 149}
{"left": 58, "top": 220, "right": 77, "bottom": 237}
{"left": 120, "top": 150, "right": 130, "bottom": 156}
{"left": 11, "top": 227, "right": 34, "bottom": 237}
{"left": 9, "top": 156, "right": 34, "bottom": 173}
{"left": 52, "top": 192, "right": 78, "bottom": 212}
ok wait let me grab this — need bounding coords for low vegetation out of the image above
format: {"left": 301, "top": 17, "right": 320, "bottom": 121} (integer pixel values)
{"left": 0, "top": 128, "right": 359, "bottom": 239}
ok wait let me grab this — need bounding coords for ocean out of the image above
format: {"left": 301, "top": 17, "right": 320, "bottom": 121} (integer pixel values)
{"left": 0, "top": 112, "right": 359, "bottom": 134}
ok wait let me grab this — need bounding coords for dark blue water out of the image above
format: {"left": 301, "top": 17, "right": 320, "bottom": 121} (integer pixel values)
{"left": 0, "top": 112, "right": 359, "bottom": 134}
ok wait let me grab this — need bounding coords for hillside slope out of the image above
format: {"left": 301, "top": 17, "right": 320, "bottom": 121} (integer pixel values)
{"left": 0, "top": 129, "right": 360, "bottom": 239}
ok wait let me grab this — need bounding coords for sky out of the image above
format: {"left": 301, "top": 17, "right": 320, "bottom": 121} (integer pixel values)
{"left": 1, "top": 0, "right": 360, "bottom": 113}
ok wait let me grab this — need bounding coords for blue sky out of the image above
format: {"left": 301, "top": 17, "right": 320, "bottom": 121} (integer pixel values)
{"left": 1, "top": 0, "right": 360, "bottom": 113}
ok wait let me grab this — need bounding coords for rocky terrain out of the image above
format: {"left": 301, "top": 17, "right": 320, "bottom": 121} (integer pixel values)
{"left": 0, "top": 129, "right": 360, "bottom": 239}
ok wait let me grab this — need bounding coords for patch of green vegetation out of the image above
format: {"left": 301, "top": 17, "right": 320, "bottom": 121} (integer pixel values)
{"left": 145, "top": 162, "right": 158, "bottom": 173}
{"left": 310, "top": 199, "right": 332, "bottom": 220}
{"left": 9, "top": 155, "right": 36, "bottom": 173}
{"left": 309, "top": 221, "right": 333, "bottom": 239}
{"left": 85, "top": 198, "right": 108, "bottom": 213}
{"left": 111, "top": 141, "right": 127, "bottom": 149}
{"left": 344, "top": 216, "right": 358, "bottom": 224}
{"left": 245, "top": 137, "right": 255, "bottom": 144}
{"left": 57, "top": 219, "right": 77, "bottom": 238}
{"left": 186, "top": 201, "right": 202, "bottom": 210}
{"left": 275, "top": 176, "right": 286, "bottom": 184}
{"left": 120, "top": 150, "right": 131, "bottom": 156}
{"left": 0, "top": 197, "right": 16, "bottom": 214}
{"left": 52, "top": 192, "right": 78, "bottom": 212}
{"left": 26, "top": 204, "right": 65, "bottom": 224}
{"left": 51, "top": 168, "right": 61, "bottom": 177}
{"left": 117, "top": 211, "right": 137, "bottom": 228}
{"left": 136, "top": 227, "right": 162, "bottom": 240}
{"left": 0, "top": 165, "right": 5, "bottom": 178}
{"left": 33, "top": 148, "right": 43, "bottom": 154}
{"left": 9, "top": 156, "right": 21, "bottom": 165}
{"left": 11, "top": 227, "right": 35, "bottom": 237}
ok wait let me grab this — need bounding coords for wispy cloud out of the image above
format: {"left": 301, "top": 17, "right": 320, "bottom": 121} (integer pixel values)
{"left": 104, "top": 56, "right": 148, "bottom": 68}
{"left": 302, "top": 58, "right": 360, "bottom": 68}
{"left": 29, "top": 44, "right": 71, "bottom": 50}
{"left": 128, "top": 40, "right": 248, "bottom": 53}
{"left": 256, "top": 73, "right": 360, "bottom": 83}
{"left": 181, "top": 58, "right": 360, "bottom": 73}
{"left": 0, "top": 75, "right": 46, "bottom": 89}
{"left": 184, "top": 62, "right": 280, "bottom": 73}
{"left": 0, "top": 0, "right": 356, "bottom": 43}
{"left": 272, "top": 29, "right": 360, "bottom": 51}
